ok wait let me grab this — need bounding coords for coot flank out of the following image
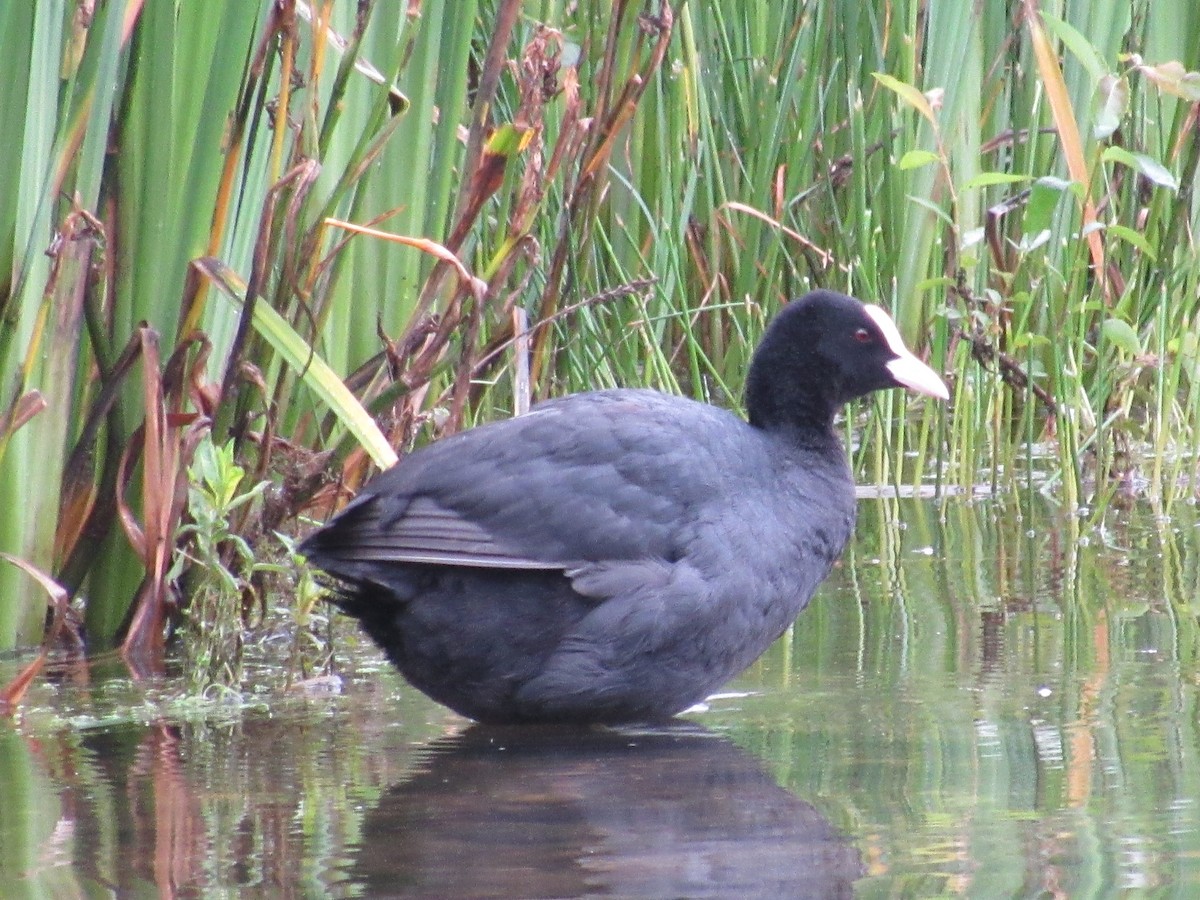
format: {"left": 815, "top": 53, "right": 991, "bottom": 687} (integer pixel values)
{"left": 300, "top": 290, "right": 948, "bottom": 723}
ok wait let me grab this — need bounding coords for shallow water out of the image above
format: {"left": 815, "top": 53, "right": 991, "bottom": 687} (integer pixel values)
{"left": 3, "top": 495, "right": 1200, "bottom": 897}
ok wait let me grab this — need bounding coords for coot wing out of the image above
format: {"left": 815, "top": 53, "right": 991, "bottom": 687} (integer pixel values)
{"left": 302, "top": 390, "right": 738, "bottom": 578}
{"left": 306, "top": 494, "right": 556, "bottom": 569}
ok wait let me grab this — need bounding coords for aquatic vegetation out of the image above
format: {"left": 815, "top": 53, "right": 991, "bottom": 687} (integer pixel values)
{"left": 0, "top": 0, "right": 1196, "bottom": 666}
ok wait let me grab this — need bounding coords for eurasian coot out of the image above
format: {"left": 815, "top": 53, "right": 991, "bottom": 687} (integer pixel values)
{"left": 301, "top": 290, "right": 948, "bottom": 723}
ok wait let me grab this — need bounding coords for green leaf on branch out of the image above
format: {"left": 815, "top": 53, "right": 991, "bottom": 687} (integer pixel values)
{"left": 873, "top": 72, "right": 937, "bottom": 126}
{"left": 1101, "top": 318, "right": 1142, "bottom": 356}
{"left": 1102, "top": 146, "right": 1179, "bottom": 191}
{"left": 898, "top": 149, "right": 941, "bottom": 170}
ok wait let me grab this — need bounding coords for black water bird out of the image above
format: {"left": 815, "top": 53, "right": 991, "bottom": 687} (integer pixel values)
{"left": 300, "top": 290, "right": 948, "bottom": 723}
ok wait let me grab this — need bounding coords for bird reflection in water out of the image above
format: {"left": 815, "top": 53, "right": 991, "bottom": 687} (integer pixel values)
{"left": 347, "top": 723, "right": 863, "bottom": 898}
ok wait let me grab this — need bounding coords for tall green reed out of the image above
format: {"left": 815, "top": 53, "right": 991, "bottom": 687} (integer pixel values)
{"left": 0, "top": 0, "right": 1198, "bottom": 657}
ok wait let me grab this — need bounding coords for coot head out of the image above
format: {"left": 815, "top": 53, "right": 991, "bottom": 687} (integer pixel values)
{"left": 745, "top": 289, "right": 949, "bottom": 431}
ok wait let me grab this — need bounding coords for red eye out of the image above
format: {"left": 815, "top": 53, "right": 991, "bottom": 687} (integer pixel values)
{"left": 854, "top": 328, "right": 872, "bottom": 343}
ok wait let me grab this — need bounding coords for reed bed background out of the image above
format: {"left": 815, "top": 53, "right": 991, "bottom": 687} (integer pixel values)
{"left": 0, "top": 0, "right": 1197, "bottom": 657}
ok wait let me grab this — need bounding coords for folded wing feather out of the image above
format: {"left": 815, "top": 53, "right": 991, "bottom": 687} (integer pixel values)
{"left": 317, "top": 495, "right": 566, "bottom": 570}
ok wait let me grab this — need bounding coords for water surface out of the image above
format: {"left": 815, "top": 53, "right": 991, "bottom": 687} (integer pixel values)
{"left": 2, "top": 495, "right": 1199, "bottom": 896}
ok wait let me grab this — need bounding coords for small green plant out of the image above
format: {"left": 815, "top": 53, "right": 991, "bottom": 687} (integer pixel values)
{"left": 274, "top": 531, "right": 339, "bottom": 686}
{"left": 170, "top": 438, "right": 279, "bottom": 693}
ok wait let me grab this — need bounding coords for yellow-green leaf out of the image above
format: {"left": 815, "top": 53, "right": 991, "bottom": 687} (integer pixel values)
{"left": 899, "top": 149, "right": 940, "bottom": 170}
{"left": 1107, "top": 224, "right": 1157, "bottom": 260}
{"left": 873, "top": 72, "right": 936, "bottom": 125}
{"left": 1040, "top": 13, "right": 1106, "bottom": 80}
{"left": 963, "top": 172, "right": 1031, "bottom": 190}
{"left": 197, "top": 257, "right": 398, "bottom": 470}
{"left": 1102, "top": 146, "right": 1179, "bottom": 192}
{"left": 1101, "top": 318, "right": 1142, "bottom": 356}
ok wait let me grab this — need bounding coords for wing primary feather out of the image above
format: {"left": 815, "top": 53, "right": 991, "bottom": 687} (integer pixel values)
{"left": 312, "top": 495, "right": 568, "bottom": 571}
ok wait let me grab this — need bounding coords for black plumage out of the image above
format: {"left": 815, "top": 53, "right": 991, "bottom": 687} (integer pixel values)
{"left": 300, "top": 290, "right": 948, "bottom": 723}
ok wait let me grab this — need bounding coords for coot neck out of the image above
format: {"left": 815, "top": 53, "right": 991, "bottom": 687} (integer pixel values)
{"left": 748, "top": 412, "right": 844, "bottom": 459}
{"left": 744, "top": 356, "right": 843, "bottom": 439}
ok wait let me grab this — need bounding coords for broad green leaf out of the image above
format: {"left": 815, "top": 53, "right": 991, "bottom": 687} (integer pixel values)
{"left": 906, "top": 195, "right": 953, "bottom": 227}
{"left": 1101, "top": 318, "right": 1142, "bottom": 356}
{"left": 1167, "top": 331, "right": 1199, "bottom": 357}
{"left": 1107, "top": 224, "right": 1157, "bottom": 260}
{"left": 1011, "top": 332, "right": 1053, "bottom": 350}
{"left": 1040, "top": 13, "right": 1107, "bottom": 81}
{"left": 963, "top": 172, "right": 1030, "bottom": 190}
{"left": 485, "top": 122, "right": 534, "bottom": 156}
{"left": 1036, "top": 175, "right": 1082, "bottom": 194}
{"left": 898, "top": 149, "right": 940, "bottom": 170}
{"left": 198, "top": 258, "right": 398, "bottom": 471}
{"left": 1023, "top": 179, "right": 1073, "bottom": 236}
{"left": 914, "top": 276, "right": 956, "bottom": 295}
{"left": 872, "top": 72, "right": 936, "bottom": 125}
{"left": 1102, "top": 146, "right": 1179, "bottom": 191}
